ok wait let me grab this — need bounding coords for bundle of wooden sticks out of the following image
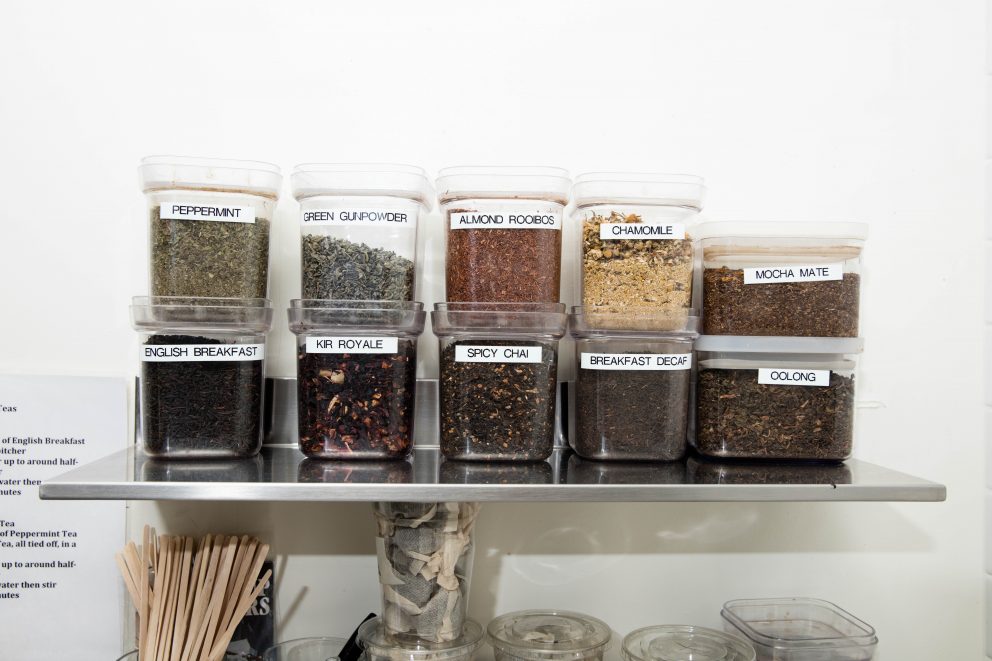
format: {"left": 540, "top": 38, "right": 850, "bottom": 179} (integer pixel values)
{"left": 115, "top": 526, "right": 271, "bottom": 661}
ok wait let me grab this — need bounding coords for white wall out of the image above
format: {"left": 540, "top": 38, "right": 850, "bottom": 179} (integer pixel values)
{"left": 0, "top": 1, "right": 985, "bottom": 658}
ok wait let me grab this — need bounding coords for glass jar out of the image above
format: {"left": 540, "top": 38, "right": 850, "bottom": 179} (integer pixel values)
{"left": 139, "top": 156, "right": 281, "bottom": 299}
{"left": 292, "top": 164, "right": 433, "bottom": 301}
{"left": 572, "top": 173, "right": 704, "bottom": 326}
{"left": 699, "top": 221, "right": 867, "bottom": 337}
{"left": 486, "top": 609, "right": 613, "bottom": 661}
{"left": 693, "top": 336, "right": 863, "bottom": 461}
{"left": 622, "top": 626, "right": 755, "bottom": 661}
{"left": 289, "top": 300, "right": 425, "bottom": 460}
{"left": 570, "top": 309, "right": 698, "bottom": 461}
{"left": 432, "top": 302, "right": 567, "bottom": 461}
{"left": 436, "top": 166, "right": 571, "bottom": 303}
{"left": 371, "top": 503, "right": 482, "bottom": 644}
{"left": 131, "top": 296, "right": 272, "bottom": 458}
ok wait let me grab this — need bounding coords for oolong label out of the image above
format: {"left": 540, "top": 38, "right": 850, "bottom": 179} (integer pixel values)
{"left": 454, "top": 345, "right": 542, "bottom": 363}
{"left": 757, "top": 368, "right": 831, "bottom": 387}
{"left": 159, "top": 201, "right": 256, "bottom": 224}
{"left": 598, "top": 222, "right": 685, "bottom": 240}
{"left": 743, "top": 262, "right": 843, "bottom": 285}
{"left": 142, "top": 343, "right": 264, "bottom": 362}
{"left": 580, "top": 352, "right": 692, "bottom": 371}
{"left": 301, "top": 207, "right": 415, "bottom": 227}
{"left": 449, "top": 208, "right": 562, "bottom": 230}
{"left": 305, "top": 336, "right": 399, "bottom": 354}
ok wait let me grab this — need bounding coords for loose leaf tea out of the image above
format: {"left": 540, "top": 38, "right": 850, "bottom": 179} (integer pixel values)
{"left": 297, "top": 340, "right": 417, "bottom": 459}
{"left": 446, "top": 208, "right": 561, "bottom": 302}
{"left": 303, "top": 235, "right": 415, "bottom": 301}
{"left": 703, "top": 267, "right": 860, "bottom": 336}
{"left": 581, "top": 211, "right": 693, "bottom": 315}
{"left": 695, "top": 368, "right": 855, "bottom": 460}
{"left": 574, "top": 355, "right": 691, "bottom": 461}
{"left": 150, "top": 206, "right": 270, "bottom": 298}
{"left": 439, "top": 340, "right": 557, "bottom": 461}
{"left": 141, "top": 334, "right": 263, "bottom": 457}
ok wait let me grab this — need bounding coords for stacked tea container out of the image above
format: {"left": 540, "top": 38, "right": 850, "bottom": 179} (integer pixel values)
{"left": 693, "top": 222, "right": 868, "bottom": 461}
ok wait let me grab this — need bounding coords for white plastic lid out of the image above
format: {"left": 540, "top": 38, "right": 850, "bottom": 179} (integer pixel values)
{"left": 487, "top": 610, "right": 612, "bottom": 661}
{"left": 291, "top": 163, "right": 434, "bottom": 209}
{"left": 139, "top": 155, "right": 282, "bottom": 197}
{"left": 622, "top": 626, "right": 755, "bottom": 661}
{"left": 696, "top": 221, "right": 868, "bottom": 241}
{"left": 695, "top": 335, "right": 864, "bottom": 354}
{"left": 358, "top": 617, "right": 484, "bottom": 661}
{"left": 436, "top": 166, "right": 571, "bottom": 203}
{"left": 571, "top": 173, "right": 705, "bottom": 209}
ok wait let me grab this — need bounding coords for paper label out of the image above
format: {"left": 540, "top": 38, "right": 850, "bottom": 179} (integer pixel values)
{"left": 757, "top": 368, "right": 831, "bottom": 387}
{"left": 142, "top": 343, "right": 265, "bottom": 362}
{"left": 599, "top": 222, "right": 685, "bottom": 240}
{"left": 455, "top": 345, "right": 542, "bottom": 363}
{"left": 159, "top": 202, "right": 256, "bottom": 223}
{"left": 450, "top": 209, "right": 562, "bottom": 230}
{"left": 301, "top": 207, "right": 416, "bottom": 227}
{"left": 580, "top": 352, "right": 692, "bottom": 371}
{"left": 743, "top": 262, "right": 844, "bottom": 285}
{"left": 305, "top": 336, "right": 398, "bottom": 354}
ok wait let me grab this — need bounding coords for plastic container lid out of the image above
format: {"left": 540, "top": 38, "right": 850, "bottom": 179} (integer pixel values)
{"left": 291, "top": 163, "right": 434, "bottom": 209}
{"left": 131, "top": 296, "right": 273, "bottom": 333}
{"left": 571, "top": 173, "right": 705, "bottom": 209}
{"left": 696, "top": 221, "right": 868, "bottom": 241}
{"left": 432, "top": 302, "right": 567, "bottom": 338}
{"left": 487, "top": 610, "right": 612, "bottom": 661}
{"left": 436, "top": 166, "right": 571, "bottom": 203}
{"left": 622, "top": 625, "right": 755, "bottom": 661}
{"left": 358, "top": 617, "right": 484, "bottom": 661}
{"left": 721, "top": 598, "right": 878, "bottom": 656}
{"left": 570, "top": 307, "right": 700, "bottom": 339}
{"left": 288, "top": 300, "right": 426, "bottom": 335}
{"left": 694, "top": 335, "right": 864, "bottom": 354}
{"left": 139, "top": 155, "right": 282, "bottom": 198}
{"left": 262, "top": 636, "right": 347, "bottom": 661}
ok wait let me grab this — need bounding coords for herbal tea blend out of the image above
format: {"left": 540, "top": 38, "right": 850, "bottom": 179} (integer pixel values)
{"left": 302, "top": 234, "right": 415, "bottom": 301}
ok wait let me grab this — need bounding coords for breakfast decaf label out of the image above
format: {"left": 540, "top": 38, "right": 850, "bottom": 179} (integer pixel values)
{"left": 450, "top": 208, "right": 562, "bottom": 231}
{"left": 743, "top": 262, "right": 843, "bottom": 285}
{"left": 301, "top": 207, "right": 415, "bottom": 227}
{"left": 599, "top": 222, "right": 685, "bottom": 240}
{"left": 142, "top": 343, "right": 265, "bottom": 362}
{"left": 159, "top": 201, "right": 256, "bottom": 224}
{"left": 455, "top": 345, "right": 543, "bottom": 364}
{"left": 305, "top": 336, "right": 399, "bottom": 354}
{"left": 757, "top": 368, "right": 831, "bottom": 387}
{"left": 580, "top": 352, "right": 692, "bottom": 371}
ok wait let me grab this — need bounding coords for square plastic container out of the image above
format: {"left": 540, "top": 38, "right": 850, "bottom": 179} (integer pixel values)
{"left": 140, "top": 156, "right": 281, "bottom": 299}
{"left": 487, "top": 610, "right": 613, "bottom": 661}
{"left": 572, "top": 173, "right": 704, "bottom": 325}
{"left": 131, "top": 296, "right": 273, "bottom": 458}
{"left": 699, "top": 222, "right": 867, "bottom": 337}
{"left": 289, "top": 300, "right": 424, "bottom": 460}
{"left": 432, "top": 303, "right": 567, "bottom": 461}
{"left": 721, "top": 598, "right": 878, "bottom": 661}
{"left": 292, "top": 164, "right": 433, "bottom": 301}
{"left": 437, "top": 166, "right": 571, "bottom": 303}
{"left": 570, "top": 309, "right": 698, "bottom": 461}
{"left": 693, "top": 336, "right": 863, "bottom": 461}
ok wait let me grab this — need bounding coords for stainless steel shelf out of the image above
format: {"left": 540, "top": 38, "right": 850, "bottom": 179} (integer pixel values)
{"left": 39, "top": 446, "right": 946, "bottom": 502}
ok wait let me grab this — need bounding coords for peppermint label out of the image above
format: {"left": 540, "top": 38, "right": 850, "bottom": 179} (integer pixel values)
{"left": 450, "top": 210, "right": 562, "bottom": 231}
{"left": 757, "top": 368, "right": 831, "bottom": 387}
{"left": 599, "top": 222, "right": 685, "bottom": 240}
{"left": 743, "top": 263, "right": 844, "bottom": 285}
{"left": 454, "top": 345, "right": 542, "bottom": 363}
{"left": 159, "top": 202, "right": 255, "bottom": 224}
{"left": 300, "top": 208, "right": 415, "bottom": 227}
{"left": 305, "top": 336, "right": 399, "bottom": 354}
{"left": 142, "top": 344, "right": 264, "bottom": 362}
{"left": 580, "top": 352, "right": 692, "bottom": 371}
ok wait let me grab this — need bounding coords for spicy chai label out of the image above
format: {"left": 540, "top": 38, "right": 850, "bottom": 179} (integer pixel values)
{"left": 454, "top": 345, "right": 542, "bottom": 363}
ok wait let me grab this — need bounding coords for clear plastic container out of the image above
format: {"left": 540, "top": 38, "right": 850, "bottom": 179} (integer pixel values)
{"left": 263, "top": 636, "right": 347, "bottom": 661}
{"left": 292, "top": 164, "right": 433, "bottom": 301}
{"left": 289, "top": 300, "right": 425, "bottom": 460}
{"left": 432, "top": 303, "right": 568, "bottom": 461}
{"left": 440, "top": 460, "right": 553, "bottom": 485}
{"left": 699, "top": 222, "right": 868, "bottom": 337}
{"left": 140, "top": 156, "right": 281, "bottom": 299}
{"left": 372, "top": 503, "right": 482, "bottom": 644}
{"left": 487, "top": 610, "right": 612, "bottom": 661}
{"left": 358, "top": 617, "right": 484, "bottom": 661}
{"left": 721, "top": 598, "right": 878, "bottom": 661}
{"left": 686, "top": 457, "right": 852, "bottom": 485}
{"left": 572, "top": 173, "right": 704, "bottom": 325}
{"left": 131, "top": 296, "right": 273, "bottom": 458}
{"left": 693, "top": 336, "right": 863, "bottom": 461}
{"left": 622, "top": 625, "right": 755, "bottom": 661}
{"left": 565, "top": 454, "right": 686, "bottom": 485}
{"left": 437, "top": 166, "right": 571, "bottom": 303}
{"left": 570, "top": 309, "right": 698, "bottom": 461}
{"left": 298, "top": 458, "right": 413, "bottom": 483}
